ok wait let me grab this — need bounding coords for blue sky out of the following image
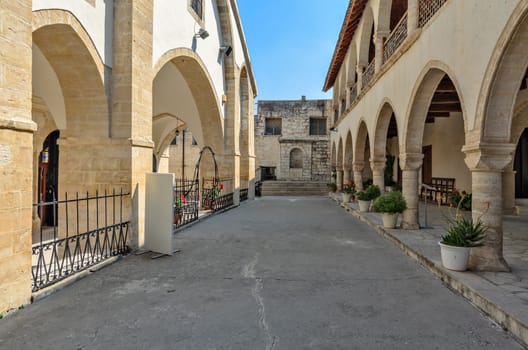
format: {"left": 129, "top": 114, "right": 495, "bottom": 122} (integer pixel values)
{"left": 237, "top": 0, "right": 349, "bottom": 102}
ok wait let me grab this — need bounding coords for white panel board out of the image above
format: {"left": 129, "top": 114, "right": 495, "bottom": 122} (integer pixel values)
{"left": 144, "top": 173, "right": 174, "bottom": 255}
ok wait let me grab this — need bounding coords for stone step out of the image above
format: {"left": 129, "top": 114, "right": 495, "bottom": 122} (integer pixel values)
{"left": 261, "top": 181, "right": 328, "bottom": 196}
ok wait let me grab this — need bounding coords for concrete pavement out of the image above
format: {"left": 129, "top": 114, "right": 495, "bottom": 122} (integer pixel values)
{"left": 333, "top": 192, "right": 528, "bottom": 347}
{"left": 0, "top": 197, "right": 523, "bottom": 349}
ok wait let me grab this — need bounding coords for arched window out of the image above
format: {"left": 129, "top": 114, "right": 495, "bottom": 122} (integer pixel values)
{"left": 290, "top": 148, "right": 303, "bottom": 169}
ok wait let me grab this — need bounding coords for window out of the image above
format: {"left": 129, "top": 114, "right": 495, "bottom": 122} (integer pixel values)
{"left": 190, "top": 0, "right": 203, "bottom": 19}
{"left": 170, "top": 137, "right": 177, "bottom": 145}
{"left": 341, "top": 99, "right": 346, "bottom": 115}
{"left": 334, "top": 109, "right": 338, "bottom": 123}
{"left": 265, "top": 118, "right": 282, "bottom": 135}
{"left": 309, "top": 118, "right": 327, "bottom": 135}
{"left": 290, "top": 149, "right": 303, "bottom": 169}
{"left": 192, "top": 137, "right": 197, "bottom": 146}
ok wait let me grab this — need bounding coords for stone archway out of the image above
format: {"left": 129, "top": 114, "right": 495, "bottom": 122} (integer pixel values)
{"left": 402, "top": 64, "right": 467, "bottom": 229}
{"left": 373, "top": 101, "right": 400, "bottom": 192}
{"left": 33, "top": 10, "right": 110, "bottom": 195}
{"left": 344, "top": 130, "right": 354, "bottom": 186}
{"left": 465, "top": 2, "right": 528, "bottom": 271}
{"left": 354, "top": 121, "right": 370, "bottom": 191}
{"left": 337, "top": 137, "right": 344, "bottom": 190}
{"left": 153, "top": 48, "right": 224, "bottom": 152}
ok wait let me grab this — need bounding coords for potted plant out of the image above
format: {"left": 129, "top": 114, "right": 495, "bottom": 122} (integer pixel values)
{"left": 327, "top": 182, "right": 337, "bottom": 194}
{"left": 356, "top": 184, "right": 381, "bottom": 212}
{"left": 341, "top": 181, "right": 355, "bottom": 203}
{"left": 174, "top": 194, "right": 187, "bottom": 225}
{"left": 202, "top": 181, "right": 223, "bottom": 210}
{"left": 372, "top": 191, "right": 407, "bottom": 228}
{"left": 439, "top": 200, "right": 487, "bottom": 271}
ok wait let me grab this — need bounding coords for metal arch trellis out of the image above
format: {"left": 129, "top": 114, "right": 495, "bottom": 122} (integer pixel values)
{"left": 192, "top": 145, "right": 219, "bottom": 188}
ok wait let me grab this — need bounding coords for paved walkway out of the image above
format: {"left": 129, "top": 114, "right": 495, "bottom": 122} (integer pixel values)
{"left": 0, "top": 197, "right": 523, "bottom": 349}
{"left": 331, "top": 192, "right": 528, "bottom": 347}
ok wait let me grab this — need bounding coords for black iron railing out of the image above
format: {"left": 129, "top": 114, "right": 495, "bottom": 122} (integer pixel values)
{"left": 255, "top": 181, "right": 262, "bottom": 197}
{"left": 240, "top": 188, "right": 249, "bottom": 201}
{"left": 174, "top": 179, "right": 200, "bottom": 228}
{"left": 214, "top": 193, "right": 234, "bottom": 211}
{"left": 32, "top": 190, "right": 130, "bottom": 292}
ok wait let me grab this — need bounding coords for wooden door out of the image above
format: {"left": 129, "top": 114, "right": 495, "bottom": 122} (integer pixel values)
{"left": 422, "top": 145, "right": 432, "bottom": 185}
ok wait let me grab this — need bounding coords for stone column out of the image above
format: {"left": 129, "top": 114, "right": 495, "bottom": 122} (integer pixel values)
{"left": 353, "top": 162, "right": 365, "bottom": 191}
{"left": 371, "top": 158, "right": 386, "bottom": 193}
{"left": 356, "top": 65, "right": 365, "bottom": 94}
{"left": 336, "top": 168, "right": 344, "bottom": 191}
{"left": 400, "top": 153, "right": 423, "bottom": 229}
{"left": 158, "top": 149, "right": 170, "bottom": 173}
{"left": 0, "top": 0, "right": 35, "bottom": 313}
{"left": 502, "top": 162, "right": 516, "bottom": 215}
{"left": 112, "top": 0, "right": 154, "bottom": 249}
{"left": 407, "top": 0, "right": 419, "bottom": 35}
{"left": 374, "top": 32, "right": 388, "bottom": 73}
{"left": 463, "top": 143, "right": 515, "bottom": 271}
{"left": 343, "top": 167, "right": 351, "bottom": 185}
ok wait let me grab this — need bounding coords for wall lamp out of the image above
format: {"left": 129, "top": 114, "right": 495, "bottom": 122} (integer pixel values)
{"left": 330, "top": 127, "right": 338, "bottom": 132}
{"left": 195, "top": 28, "right": 209, "bottom": 40}
{"left": 219, "top": 45, "right": 233, "bottom": 57}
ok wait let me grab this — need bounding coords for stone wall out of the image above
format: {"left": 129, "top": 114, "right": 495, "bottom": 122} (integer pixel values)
{"left": 255, "top": 98, "right": 332, "bottom": 181}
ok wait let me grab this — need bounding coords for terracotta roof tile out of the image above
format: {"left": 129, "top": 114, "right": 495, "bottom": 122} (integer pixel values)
{"left": 323, "top": 0, "right": 368, "bottom": 92}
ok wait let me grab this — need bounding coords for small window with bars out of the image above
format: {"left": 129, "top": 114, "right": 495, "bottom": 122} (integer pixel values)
{"left": 265, "top": 118, "right": 282, "bottom": 135}
{"left": 190, "top": 0, "right": 203, "bottom": 20}
{"left": 309, "top": 118, "right": 327, "bottom": 135}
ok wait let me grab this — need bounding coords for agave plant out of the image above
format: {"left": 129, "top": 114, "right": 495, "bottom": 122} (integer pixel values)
{"left": 441, "top": 216, "right": 487, "bottom": 247}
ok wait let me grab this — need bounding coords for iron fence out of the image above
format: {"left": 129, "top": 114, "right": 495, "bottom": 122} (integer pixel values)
{"left": 383, "top": 13, "right": 408, "bottom": 63}
{"left": 240, "top": 188, "right": 249, "bottom": 201}
{"left": 32, "top": 190, "right": 130, "bottom": 292}
{"left": 362, "top": 59, "right": 376, "bottom": 88}
{"left": 173, "top": 179, "right": 200, "bottom": 228}
{"left": 349, "top": 83, "right": 358, "bottom": 103}
{"left": 214, "top": 193, "right": 234, "bottom": 211}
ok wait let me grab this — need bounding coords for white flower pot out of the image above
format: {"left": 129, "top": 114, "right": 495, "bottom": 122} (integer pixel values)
{"left": 381, "top": 213, "right": 399, "bottom": 228}
{"left": 439, "top": 242, "right": 470, "bottom": 271}
{"left": 342, "top": 193, "right": 352, "bottom": 203}
{"left": 358, "top": 200, "right": 371, "bottom": 212}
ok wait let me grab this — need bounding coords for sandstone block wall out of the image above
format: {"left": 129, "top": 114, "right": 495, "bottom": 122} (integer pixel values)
{"left": 255, "top": 98, "right": 332, "bottom": 181}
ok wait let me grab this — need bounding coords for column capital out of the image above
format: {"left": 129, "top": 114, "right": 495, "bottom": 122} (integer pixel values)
{"left": 370, "top": 157, "right": 386, "bottom": 171}
{"left": 373, "top": 31, "right": 389, "bottom": 43}
{"left": 462, "top": 142, "right": 515, "bottom": 171}
{"left": 352, "top": 161, "right": 364, "bottom": 172}
{"left": 400, "top": 153, "right": 423, "bottom": 171}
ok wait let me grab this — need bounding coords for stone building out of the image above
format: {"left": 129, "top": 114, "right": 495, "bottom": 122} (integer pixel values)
{"left": 255, "top": 98, "right": 333, "bottom": 182}
{"left": 325, "top": 0, "right": 528, "bottom": 271}
{"left": 0, "top": 0, "right": 256, "bottom": 314}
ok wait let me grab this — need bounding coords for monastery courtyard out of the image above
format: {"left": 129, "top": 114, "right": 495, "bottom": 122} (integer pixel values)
{"left": 0, "top": 197, "right": 523, "bottom": 349}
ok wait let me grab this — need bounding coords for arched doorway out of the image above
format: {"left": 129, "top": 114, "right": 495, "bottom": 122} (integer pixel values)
{"left": 37, "top": 130, "right": 60, "bottom": 229}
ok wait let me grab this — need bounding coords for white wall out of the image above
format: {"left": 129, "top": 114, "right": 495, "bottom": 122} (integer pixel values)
{"left": 32, "top": 0, "right": 112, "bottom": 66}
{"left": 153, "top": 0, "right": 226, "bottom": 114}
{"left": 422, "top": 113, "right": 471, "bottom": 192}
{"left": 32, "top": 45, "right": 66, "bottom": 130}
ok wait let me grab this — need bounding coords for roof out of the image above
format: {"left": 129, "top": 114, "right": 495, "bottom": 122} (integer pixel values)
{"left": 322, "top": 0, "right": 368, "bottom": 92}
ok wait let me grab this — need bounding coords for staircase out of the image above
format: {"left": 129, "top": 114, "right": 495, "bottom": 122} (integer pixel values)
{"left": 260, "top": 181, "right": 328, "bottom": 196}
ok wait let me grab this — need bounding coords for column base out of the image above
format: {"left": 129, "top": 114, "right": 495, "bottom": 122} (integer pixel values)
{"left": 469, "top": 247, "right": 511, "bottom": 272}
{"left": 402, "top": 222, "right": 420, "bottom": 230}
